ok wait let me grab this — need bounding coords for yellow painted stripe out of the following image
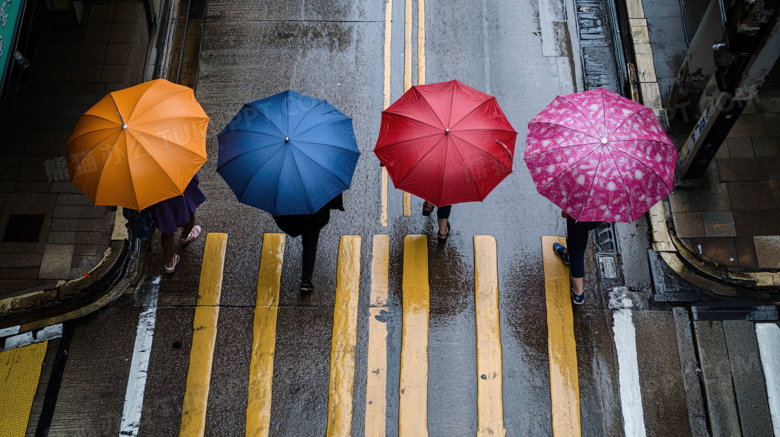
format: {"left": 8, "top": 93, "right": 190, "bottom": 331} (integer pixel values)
{"left": 246, "top": 233, "right": 286, "bottom": 437}
{"left": 180, "top": 232, "right": 228, "bottom": 437}
{"left": 366, "top": 235, "right": 390, "bottom": 437}
{"left": 0, "top": 341, "right": 47, "bottom": 437}
{"left": 326, "top": 236, "right": 362, "bottom": 436}
{"left": 542, "top": 236, "right": 581, "bottom": 437}
{"left": 381, "top": 0, "right": 392, "bottom": 227}
{"left": 474, "top": 236, "right": 506, "bottom": 437}
{"left": 417, "top": 0, "right": 426, "bottom": 86}
{"left": 400, "top": 235, "right": 429, "bottom": 437}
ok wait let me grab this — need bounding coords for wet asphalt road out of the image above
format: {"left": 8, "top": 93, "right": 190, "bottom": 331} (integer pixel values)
{"left": 23, "top": 0, "right": 693, "bottom": 435}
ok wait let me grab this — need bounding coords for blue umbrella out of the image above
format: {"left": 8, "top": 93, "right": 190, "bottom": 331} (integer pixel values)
{"left": 217, "top": 90, "right": 360, "bottom": 216}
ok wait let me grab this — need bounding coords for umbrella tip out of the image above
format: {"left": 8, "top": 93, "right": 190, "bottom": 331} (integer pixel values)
{"left": 122, "top": 124, "right": 127, "bottom": 129}
{"left": 445, "top": 129, "right": 450, "bottom": 135}
{"left": 285, "top": 137, "right": 290, "bottom": 143}
{"left": 601, "top": 137, "right": 607, "bottom": 144}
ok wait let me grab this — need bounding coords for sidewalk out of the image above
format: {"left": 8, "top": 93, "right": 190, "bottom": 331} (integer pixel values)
{"left": 0, "top": 1, "right": 150, "bottom": 297}
{"left": 629, "top": 0, "right": 780, "bottom": 276}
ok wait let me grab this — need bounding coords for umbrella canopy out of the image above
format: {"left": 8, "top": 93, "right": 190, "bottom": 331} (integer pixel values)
{"left": 525, "top": 88, "right": 676, "bottom": 222}
{"left": 217, "top": 90, "right": 360, "bottom": 216}
{"left": 65, "top": 79, "right": 209, "bottom": 211}
{"left": 374, "top": 80, "right": 517, "bottom": 206}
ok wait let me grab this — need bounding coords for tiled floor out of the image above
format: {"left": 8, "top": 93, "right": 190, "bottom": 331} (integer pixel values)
{"left": 669, "top": 83, "right": 780, "bottom": 270}
{"left": 0, "top": 1, "right": 149, "bottom": 296}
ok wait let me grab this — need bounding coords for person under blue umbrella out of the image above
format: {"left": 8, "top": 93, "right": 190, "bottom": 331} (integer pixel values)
{"left": 217, "top": 90, "right": 360, "bottom": 292}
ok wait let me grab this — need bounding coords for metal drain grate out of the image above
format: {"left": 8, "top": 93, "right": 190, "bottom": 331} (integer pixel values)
{"left": 593, "top": 223, "right": 619, "bottom": 253}
{"left": 3, "top": 214, "right": 46, "bottom": 243}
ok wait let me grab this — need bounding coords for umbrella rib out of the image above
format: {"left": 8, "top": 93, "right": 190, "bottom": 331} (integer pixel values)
{"left": 127, "top": 85, "right": 190, "bottom": 123}
{"left": 578, "top": 149, "right": 607, "bottom": 220}
{"left": 448, "top": 81, "right": 456, "bottom": 126}
{"left": 235, "top": 144, "right": 287, "bottom": 201}
{"left": 291, "top": 114, "right": 350, "bottom": 139}
{"left": 454, "top": 127, "right": 517, "bottom": 134}
{"left": 375, "top": 132, "right": 442, "bottom": 151}
{"left": 450, "top": 137, "right": 482, "bottom": 202}
{"left": 528, "top": 121, "right": 600, "bottom": 140}
{"left": 608, "top": 108, "right": 651, "bottom": 137}
{"left": 70, "top": 129, "right": 123, "bottom": 173}
{"left": 450, "top": 98, "right": 491, "bottom": 130}
{"left": 381, "top": 111, "right": 442, "bottom": 130}
{"left": 290, "top": 142, "right": 353, "bottom": 187}
{"left": 451, "top": 134, "right": 512, "bottom": 172}
{"left": 128, "top": 133, "right": 182, "bottom": 209}
{"left": 217, "top": 141, "right": 282, "bottom": 169}
{"left": 289, "top": 148, "right": 321, "bottom": 212}
{"left": 525, "top": 142, "right": 601, "bottom": 158}
{"left": 538, "top": 146, "right": 600, "bottom": 192}
{"left": 287, "top": 99, "right": 329, "bottom": 135}
{"left": 108, "top": 93, "right": 127, "bottom": 126}
{"left": 608, "top": 150, "right": 634, "bottom": 220}
{"left": 611, "top": 147, "right": 674, "bottom": 192}
{"left": 66, "top": 124, "right": 118, "bottom": 146}
{"left": 414, "top": 87, "right": 447, "bottom": 128}
{"left": 393, "top": 135, "right": 446, "bottom": 187}
{"left": 561, "top": 95, "right": 601, "bottom": 137}
{"left": 122, "top": 131, "right": 142, "bottom": 211}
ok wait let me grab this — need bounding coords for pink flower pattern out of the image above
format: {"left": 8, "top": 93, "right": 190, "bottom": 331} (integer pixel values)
{"left": 525, "top": 88, "right": 676, "bottom": 222}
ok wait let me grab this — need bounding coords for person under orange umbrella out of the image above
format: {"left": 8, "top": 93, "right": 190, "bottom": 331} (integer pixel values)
{"left": 65, "top": 79, "right": 210, "bottom": 272}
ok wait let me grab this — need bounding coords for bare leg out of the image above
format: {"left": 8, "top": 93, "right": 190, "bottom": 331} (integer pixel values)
{"left": 181, "top": 214, "right": 196, "bottom": 240}
{"left": 571, "top": 277, "right": 584, "bottom": 295}
{"left": 161, "top": 234, "right": 175, "bottom": 268}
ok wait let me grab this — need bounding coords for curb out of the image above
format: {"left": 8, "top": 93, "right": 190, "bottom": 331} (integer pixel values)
{"left": 0, "top": 208, "right": 139, "bottom": 333}
{"left": 620, "top": 1, "right": 780, "bottom": 295}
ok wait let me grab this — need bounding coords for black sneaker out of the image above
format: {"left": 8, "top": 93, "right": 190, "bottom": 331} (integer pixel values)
{"left": 553, "top": 242, "right": 570, "bottom": 265}
{"left": 570, "top": 287, "right": 585, "bottom": 305}
{"left": 299, "top": 280, "right": 314, "bottom": 292}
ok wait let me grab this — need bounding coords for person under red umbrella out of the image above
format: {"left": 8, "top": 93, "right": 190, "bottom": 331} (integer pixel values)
{"left": 375, "top": 80, "right": 517, "bottom": 243}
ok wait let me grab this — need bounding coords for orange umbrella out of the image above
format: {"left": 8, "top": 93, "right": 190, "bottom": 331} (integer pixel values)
{"left": 65, "top": 79, "right": 209, "bottom": 211}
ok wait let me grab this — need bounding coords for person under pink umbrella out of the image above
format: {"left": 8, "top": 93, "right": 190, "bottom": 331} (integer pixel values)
{"left": 525, "top": 88, "right": 677, "bottom": 305}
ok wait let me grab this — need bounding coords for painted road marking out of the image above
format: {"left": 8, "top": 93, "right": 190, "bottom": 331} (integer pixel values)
{"left": 400, "top": 235, "right": 429, "bottom": 436}
{"left": 246, "top": 234, "right": 286, "bottom": 437}
{"left": 180, "top": 233, "right": 228, "bottom": 437}
{"left": 381, "top": 0, "right": 392, "bottom": 227}
{"left": 0, "top": 341, "right": 47, "bottom": 437}
{"left": 417, "top": 0, "right": 426, "bottom": 86}
{"left": 402, "top": 0, "right": 413, "bottom": 217}
{"left": 541, "top": 236, "right": 581, "bottom": 436}
{"left": 756, "top": 323, "right": 780, "bottom": 435}
{"left": 366, "top": 235, "right": 390, "bottom": 436}
{"left": 1, "top": 324, "right": 62, "bottom": 352}
{"left": 120, "top": 276, "right": 162, "bottom": 436}
{"left": 474, "top": 236, "right": 506, "bottom": 437}
{"left": 610, "top": 289, "right": 647, "bottom": 437}
{"left": 327, "top": 236, "right": 362, "bottom": 435}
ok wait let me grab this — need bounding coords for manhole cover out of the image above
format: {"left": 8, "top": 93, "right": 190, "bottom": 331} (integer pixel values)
{"left": 3, "top": 214, "right": 46, "bottom": 242}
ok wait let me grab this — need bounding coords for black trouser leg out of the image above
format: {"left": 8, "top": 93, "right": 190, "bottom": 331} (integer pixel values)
{"left": 301, "top": 229, "right": 320, "bottom": 282}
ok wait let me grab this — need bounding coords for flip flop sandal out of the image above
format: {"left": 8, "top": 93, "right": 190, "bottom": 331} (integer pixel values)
{"left": 180, "top": 225, "right": 202, "bottom": 245}
{"left": 438, "top": 222, "right": 451, "bottom": 244}
{"left": 422, "top": 201, "right": 434, "bottom": 217}
{"left": 164, "top": 254, "right": 180, "bottom": 274}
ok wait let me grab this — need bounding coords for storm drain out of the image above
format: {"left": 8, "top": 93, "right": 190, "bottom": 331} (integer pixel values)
{"left": 2, "top": 214, "right": 45, "bottom": 242}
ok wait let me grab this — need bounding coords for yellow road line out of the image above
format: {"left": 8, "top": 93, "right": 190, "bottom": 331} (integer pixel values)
{"left": 542, "top": 236, "right": 581, "bottom": 437}
{"left": 327, "top": 236, "right": 362, "bottom": 436}
{"left": 246, "top": 234, "right": 286, "bottom": 437}
{"left": 400, "top": 235, "right": 429, "bottom": 436}
{"left": 402, "top": 0, "right": 413, "bottom": 217}
{"left": 474, "top": 236, "right": 506, "bottom": 437}
{"left": 417, "top": 0, "right": 426, "bottom": 86}
{"left": 0, "top": 341, "right": 47, "bottom": 437}
{"left": 381, "top": 0, "right": 392, "bottom": 227}
{"left": 180, "top": 232, "right": 228, "bottom": 437}
{"left": 366, "top": 235, "right": 390, "bottom": 436}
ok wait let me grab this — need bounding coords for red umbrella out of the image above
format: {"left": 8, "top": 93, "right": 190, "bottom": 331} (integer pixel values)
{"left": 374, "top": 80, "right": 517, "bottom": 206}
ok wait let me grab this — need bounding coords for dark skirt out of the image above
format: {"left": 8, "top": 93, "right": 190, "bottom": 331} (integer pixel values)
{"left": 124, "top": 174, "right": 207, "bottom": 235}
{"left": 273, "top": 193, "right": 344, "bottom": 238}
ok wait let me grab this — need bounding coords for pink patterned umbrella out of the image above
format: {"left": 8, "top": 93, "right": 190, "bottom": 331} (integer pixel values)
{"left": 524, "top": 88, "right": 676, "bottom": 222}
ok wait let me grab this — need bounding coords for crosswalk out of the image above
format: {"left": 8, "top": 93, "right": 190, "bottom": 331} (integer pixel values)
{"left": 2, "top": 232, "right": 780, "bottom": 436}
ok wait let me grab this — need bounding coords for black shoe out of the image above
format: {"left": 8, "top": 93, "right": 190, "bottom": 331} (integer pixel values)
{"left": 299, "top": 280, "right": 314, "bottom": 292}
{"left": 422, "top": 201, "right": 434, "bottom": 217}
{"left": 570, "top": 287, "right": 585, "bottom": 305}
{"left": 437, "top": 222, "right": 451, "bottom": 245}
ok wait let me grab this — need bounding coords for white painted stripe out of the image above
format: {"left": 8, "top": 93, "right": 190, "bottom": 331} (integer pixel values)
{"left": 119, "top": 277, "right": 161, "bottom": 436}
{"left": 756, "top": 323, "right": 780, "bottom": 436}
{"left": 1, "top": 324, "right": 62, "bottom": 352}
{"left": 613, "top": 308, "right": 647, "bottom": 437}
{"left": 0, "top": 325, "right": 20, "bottom": 337}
